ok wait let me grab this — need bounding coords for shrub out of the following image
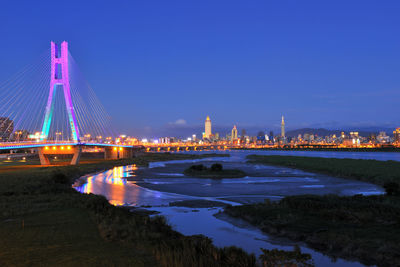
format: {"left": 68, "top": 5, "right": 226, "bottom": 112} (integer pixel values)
{"left": 189, "top": 164, "right": 206, "bottom": 171}
{"left": 383, "top": 182, "right": 400, "bottom": 196}
{"left": 260, "top": 246, "right": 314, "bottom": 267}
{"left": 52, "top": 172, "right": 70, "bottom": 185}
{"left": 211, "top": 163, "right": 223, "bottom": 171}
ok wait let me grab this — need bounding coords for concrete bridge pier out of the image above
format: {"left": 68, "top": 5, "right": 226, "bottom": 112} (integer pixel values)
{"left": 71, "top": 146, "right": 82, "bottom": 165}
{"left": 38, "top": 148, "right": 50, "bottom": 165}
{"left": 104, "top": 147, "right": 133, "bottom": 160}
{"left": 38, "top": 146, "right": 82, "bottom": 165}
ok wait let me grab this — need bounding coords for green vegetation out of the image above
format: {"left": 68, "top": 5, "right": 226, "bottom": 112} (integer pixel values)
{"left": 260, "top": 246, "right": 314, "bottom": 267}
{"left": 0, "top": 152, "right": 257, "bottom": 267}
{"left": 184, "top": 163, "right": 247, "bottom": 178}
{"left": 247, "top": 155, "right": 400, "bottom": 192}
{"left": 219, "top": 155, "right": 400, "bottom": 266}
{"left": 225, "top": 195, "right": 400, "bottom": 266}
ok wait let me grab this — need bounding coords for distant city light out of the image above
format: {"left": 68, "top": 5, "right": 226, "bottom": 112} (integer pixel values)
{"left": 142, "top": 138, "right": 148, "bottom": 143}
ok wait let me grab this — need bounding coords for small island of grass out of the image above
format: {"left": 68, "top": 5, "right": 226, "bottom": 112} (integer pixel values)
{"left": 184, "top": 163, "right": 246, "bottom": 179}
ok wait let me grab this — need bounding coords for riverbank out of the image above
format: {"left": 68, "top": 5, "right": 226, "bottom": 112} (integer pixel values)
{"left": 246, "top": 155, "right": 400, "bottom": 188}
{"left": 0, "top": 152, "right": 256, "bottom": 266}
{"left": 225, "top": 194, "right": 400, "bottom": 266}
{"left": 222, "top": 155, "right": 400, "bottom": 266}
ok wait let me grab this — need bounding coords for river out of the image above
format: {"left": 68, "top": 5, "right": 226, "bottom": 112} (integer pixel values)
{"left": 74, "top": 150, "right": 392, "bottom": 266}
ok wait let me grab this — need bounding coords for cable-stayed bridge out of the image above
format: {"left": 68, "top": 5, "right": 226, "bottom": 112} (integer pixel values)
{"left": 0, "top": 41, "right": 132, "bottom": 165}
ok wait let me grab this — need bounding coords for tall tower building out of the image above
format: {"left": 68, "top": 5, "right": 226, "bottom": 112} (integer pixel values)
{"left": 203, "top": 116, "right": 212, "bottom": 139}
{"left": 281, "top": 116, "right": 285, "bottom": 138}
{"left": 231, "top": 125, "right": 238, "bottom": 141}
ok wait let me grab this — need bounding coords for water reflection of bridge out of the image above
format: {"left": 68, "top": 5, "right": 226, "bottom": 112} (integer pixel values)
{"left": 75, "top": 165, "right": 139, "bottom": 206}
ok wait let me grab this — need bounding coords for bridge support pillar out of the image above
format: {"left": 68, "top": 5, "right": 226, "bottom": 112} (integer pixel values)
{"left": 38, "top": 148, "right": 50, "bottom": 165}
{"left": 70, "top": 146, "right": 81, "bottom": 165}
{"left": 37, "top": 145, "right": 81, "bottom": 165}
{"left": 104, "top": 147, "right": 133, "bottom": 160}
{"left": 105, "top": 147, "right": 118, "bottom": 159}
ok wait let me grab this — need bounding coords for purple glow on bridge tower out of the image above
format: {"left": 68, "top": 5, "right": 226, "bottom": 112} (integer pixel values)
{"left": 41, "top": 41, "right": 80, "bottom": 142}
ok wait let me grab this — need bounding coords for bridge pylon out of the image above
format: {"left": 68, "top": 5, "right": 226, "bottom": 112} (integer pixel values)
{"left": 41, "top": 41, "right": 80, "bottom": 142}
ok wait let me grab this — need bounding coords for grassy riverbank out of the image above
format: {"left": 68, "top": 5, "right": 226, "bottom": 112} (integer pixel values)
{"left": 225, "top": 195, "right": 400, "bottom": 266}
{"left": 221, "top": 155, "right": 400, "bottom": 266}
{"left": 0, "top": 152, "right": 257, "bottom": 267}
{"left": 246, "top": 155, "right": 400, "bottom": 188}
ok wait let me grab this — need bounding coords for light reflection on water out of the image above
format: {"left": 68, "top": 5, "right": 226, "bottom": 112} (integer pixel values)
{"left": 76, "top": 165, "right": 136, "bottom": 206}
{"left": 74, "top": 164, "right": 195, "bottom": 206}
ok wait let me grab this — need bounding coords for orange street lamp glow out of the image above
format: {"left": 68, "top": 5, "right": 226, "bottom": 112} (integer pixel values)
{"left": 67, "top": 146, "right": 71, "bottom": 150}
{"left": 52, "top": 146, "right": 56, "bottom": 150}
{"left": 113, "top": 147, "right": 117, "bottom": 151}
{"left": 45, "top": 146, "right": 49, "bottom": 150}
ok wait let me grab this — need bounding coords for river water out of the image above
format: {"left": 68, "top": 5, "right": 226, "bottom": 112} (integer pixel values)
{"left": 74, "top": 150, "right": 393, "bottom": 266}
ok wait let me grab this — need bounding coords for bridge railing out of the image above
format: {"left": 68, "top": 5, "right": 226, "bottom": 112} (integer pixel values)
{"left": 0, "top": 140, "right": 77, "bottom": 147}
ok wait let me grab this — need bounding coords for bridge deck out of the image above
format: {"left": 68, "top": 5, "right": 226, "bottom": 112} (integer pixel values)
{"left": 0, "top": 142, "right": 132, "bottom": 150}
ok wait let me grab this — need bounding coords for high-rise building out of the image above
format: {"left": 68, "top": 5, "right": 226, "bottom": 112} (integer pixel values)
{"left": 203, "top": 116, "right": 212, "bottom": 139}
{"left": 257, "top": 131, "right": 266, "bottom": 143}
{"left": 350, "top": 132, "right": 359, "bottom": 138}
{"left": 281, "top": 116, "right": 285, "bottom": 138}
{"left": 231, "top": 125, "right": 238, "bottom": 141}
{"left": 13, "top": 130, "right": 29, "bottom": 141}
{"left": 393, "top": 128, "right": 400, "bottom": 143}
{"left": 269, "top": 131, "right": 274, "bottom": 143}
{"left": 368, "top": 133, "right": 377, "bottom": 144}
{"left": 0, "top": 117, "right": 14, "bottom": 141}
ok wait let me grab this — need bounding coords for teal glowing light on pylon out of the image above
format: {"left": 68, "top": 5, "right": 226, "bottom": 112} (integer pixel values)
{"left": 41, "top": 41, "right": 80, "bottom": 142}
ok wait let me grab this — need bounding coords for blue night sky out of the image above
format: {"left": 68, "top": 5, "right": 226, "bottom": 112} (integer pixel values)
{"left": 0, "top": 1, "right": 399, "bottom": 137}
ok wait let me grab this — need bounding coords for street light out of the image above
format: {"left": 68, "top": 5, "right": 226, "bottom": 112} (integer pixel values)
{"left": 55, "top": 132, "right": 62, "bottom": 142}
{"left": 15, "top": 131, "right": 23, "bottom": 142}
